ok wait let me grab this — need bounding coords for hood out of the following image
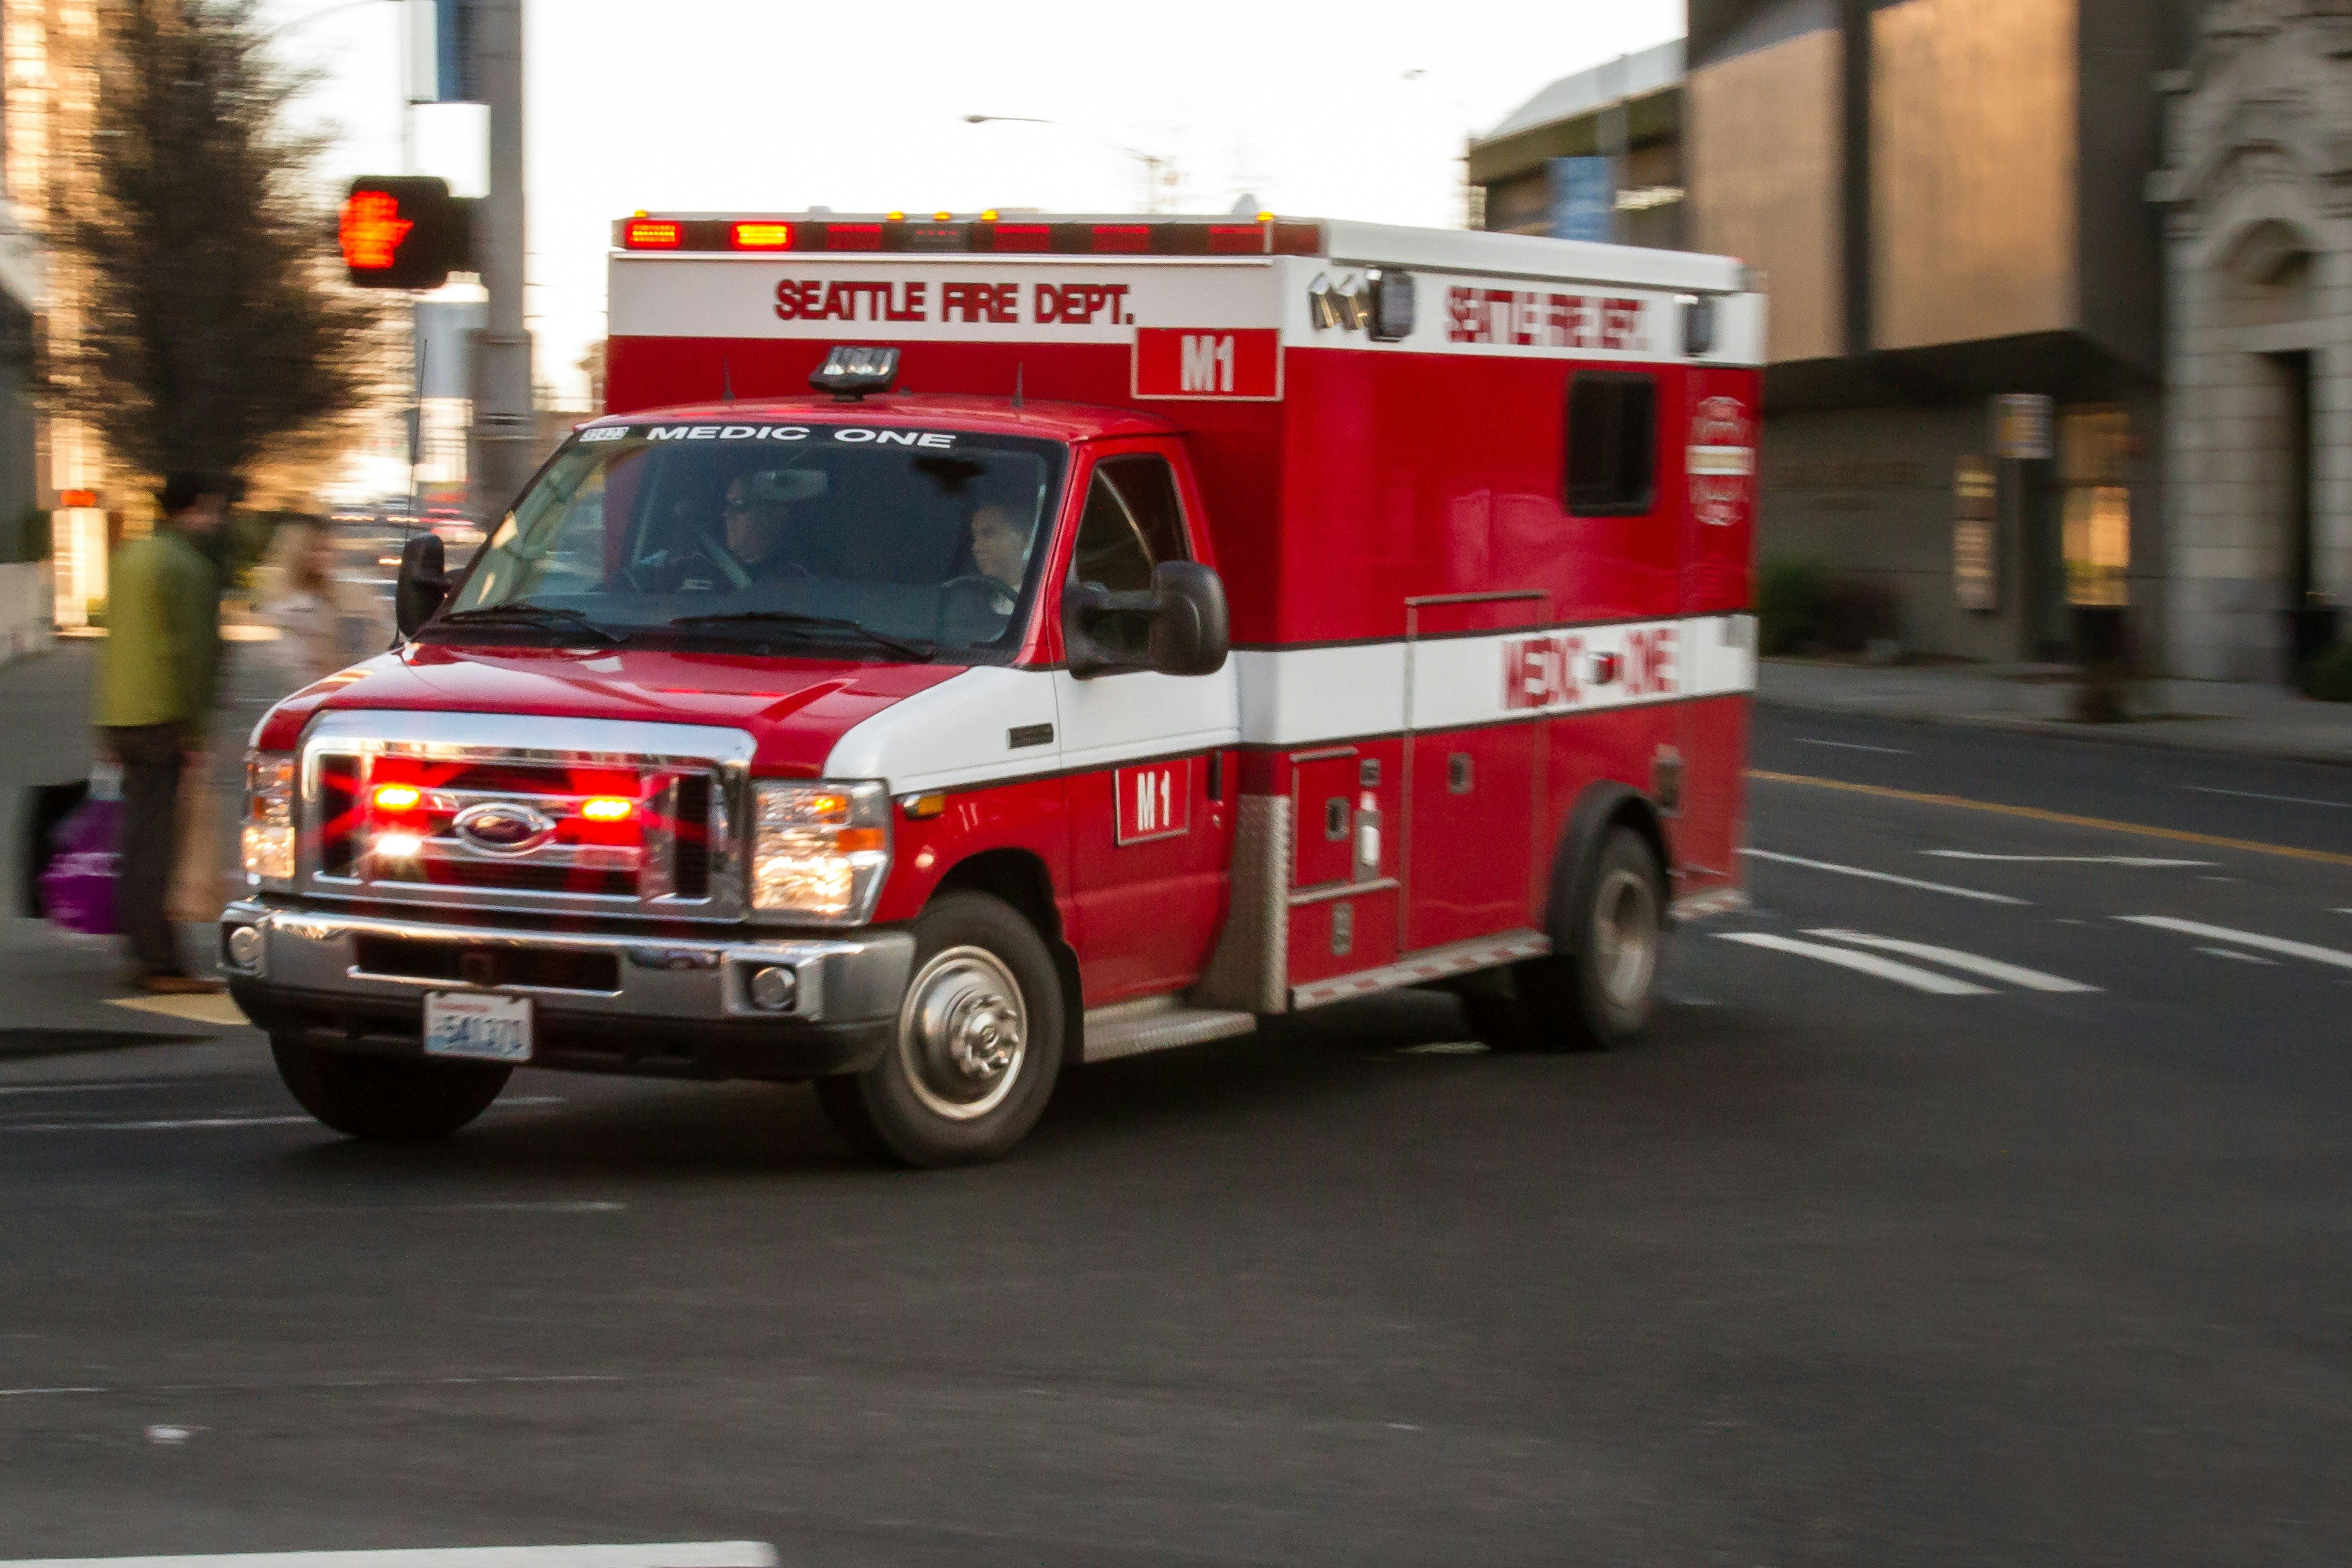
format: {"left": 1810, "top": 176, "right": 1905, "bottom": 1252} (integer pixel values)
{"left": 252, "top": 642, "right": 967, "bottom": 776}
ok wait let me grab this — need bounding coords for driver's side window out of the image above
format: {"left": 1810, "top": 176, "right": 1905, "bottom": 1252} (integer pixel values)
{"left": 1069, "top": 456, "right": 1188, "bottom": 592}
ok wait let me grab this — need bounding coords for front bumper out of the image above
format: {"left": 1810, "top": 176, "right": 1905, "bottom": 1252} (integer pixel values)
{"left": 220, "top": 901, "right": 914, "bottom": 1081}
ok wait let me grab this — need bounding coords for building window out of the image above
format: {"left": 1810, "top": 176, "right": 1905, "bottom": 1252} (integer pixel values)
{"left": 2060, "top": 409, "right": 2132, "bottom": 608}
{"left": 1564, "top": 371, "right": 1658, "bottom": 516}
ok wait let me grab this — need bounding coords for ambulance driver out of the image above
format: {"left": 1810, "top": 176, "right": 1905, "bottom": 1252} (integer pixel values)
{"left": 972, "top": 500, "right": 1041, "bottom": 614}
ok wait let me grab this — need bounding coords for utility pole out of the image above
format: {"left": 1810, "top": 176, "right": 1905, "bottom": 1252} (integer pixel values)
{"left": 467, "top": 0, "right": 533, "bottom": 525}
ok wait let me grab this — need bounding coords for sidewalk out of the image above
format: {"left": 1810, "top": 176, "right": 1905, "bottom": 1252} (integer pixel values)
{"left": 3, "top": 628, "right": 297, "bottom": 1052}
{"left": 1759, "top": 658, "right": 2352, "bottom": 765}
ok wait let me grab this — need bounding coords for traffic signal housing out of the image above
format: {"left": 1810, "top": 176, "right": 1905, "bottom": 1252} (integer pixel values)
{"left": 339, "top": 176, "right": 473, "bottom": 290}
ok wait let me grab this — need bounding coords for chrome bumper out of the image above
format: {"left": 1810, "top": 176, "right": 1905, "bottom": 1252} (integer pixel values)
{"left": 218, "top": 900, "right": 915, "bottom": 1026}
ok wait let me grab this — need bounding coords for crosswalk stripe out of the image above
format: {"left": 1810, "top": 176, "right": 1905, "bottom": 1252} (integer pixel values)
{"left": 2119, "top": 916, "right": 2352, "bottom": 972}
{"left": 0, "top": 1548, "right": 779, "bottom": 1568}
{"left": 1740, "top": 849, "right": 2030, "bottom": 905}
{"left": 1714, "top": 933, "right": 1993, "bottom": 995}
{"left": 1803, "top": 930, "right": 2099, "bottom": 992}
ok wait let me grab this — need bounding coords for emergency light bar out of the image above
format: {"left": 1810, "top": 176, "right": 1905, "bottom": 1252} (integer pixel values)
{"left": 616, "top": 213, "right": 1326, "bottom": 258}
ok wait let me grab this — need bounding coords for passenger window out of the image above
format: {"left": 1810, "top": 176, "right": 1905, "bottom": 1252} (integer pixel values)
{"left": 1563, "top": 371, "right": 1658, "bottom": 516}
{"left": 1069, "top": 455, "right": 1188, "bottom": 593}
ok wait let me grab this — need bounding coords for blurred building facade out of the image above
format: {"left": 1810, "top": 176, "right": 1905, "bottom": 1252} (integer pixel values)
{"left": 2151, "top": 0, "right": 2352, "bottom": 681}
{"left": 1475, "top": 3, "right": 2242, "bottom": 677}
{"left": 0, "top": 0, "right": 60, "bottom": 653}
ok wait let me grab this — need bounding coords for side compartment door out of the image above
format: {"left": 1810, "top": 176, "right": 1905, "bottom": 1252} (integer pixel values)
{"left": 1053, "top": 448, "right": 1240, "bottom": 1005}
{"left": 1676, "top": 367, "right": 1761, "bottom": 900}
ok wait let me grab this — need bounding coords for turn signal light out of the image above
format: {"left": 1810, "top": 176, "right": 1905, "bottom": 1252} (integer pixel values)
{"left": 579, "top": 797, "right": 635, "bottom": 822}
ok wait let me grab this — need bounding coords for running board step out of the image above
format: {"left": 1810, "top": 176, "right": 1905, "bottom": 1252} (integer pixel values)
{"left": 1081, "top": 1000, "right": 1257, "bottom": 1064}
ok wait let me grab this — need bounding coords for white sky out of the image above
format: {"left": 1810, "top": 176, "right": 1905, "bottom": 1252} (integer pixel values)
{"left": 260, "top": 0, "right": 1683, "bottom": 408}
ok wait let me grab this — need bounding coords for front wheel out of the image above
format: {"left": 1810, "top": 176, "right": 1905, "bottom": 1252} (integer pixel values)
{"left": 271, "top": 1036, "right": 511, "bottom": 1141}
{"left": 1462, "top": 825, "right": 1664, "bottom": 1052}
{"left": 815, "top": 892, "right": 1066, "bottom": 1166}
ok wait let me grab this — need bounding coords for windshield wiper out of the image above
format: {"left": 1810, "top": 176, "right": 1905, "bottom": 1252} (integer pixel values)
{"left": 664, "top": 609, "right": 935, "bottom": 661}
{"left": 432, "top": 603, "right": 630, "bottom": 645}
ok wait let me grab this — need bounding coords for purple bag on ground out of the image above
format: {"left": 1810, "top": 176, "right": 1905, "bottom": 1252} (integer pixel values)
{"left": 37, "top": 796, "right": 122, "bottom": 936}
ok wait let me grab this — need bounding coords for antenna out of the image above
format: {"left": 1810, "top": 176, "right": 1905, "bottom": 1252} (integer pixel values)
{"left": 1013, "top": 363, "right": 1024, "bottom": 409}
{"left": 721, "top": 357, "right": 735, "bottom": 403}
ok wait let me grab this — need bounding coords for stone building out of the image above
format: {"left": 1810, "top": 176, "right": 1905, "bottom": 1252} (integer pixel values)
{"left": 2151, "top": 0, "right": 2352, "bottom": 681}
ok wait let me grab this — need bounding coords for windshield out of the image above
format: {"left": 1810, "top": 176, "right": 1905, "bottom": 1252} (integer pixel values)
{"left": 437, "top": 422, "right": 1067, "bottom": 660}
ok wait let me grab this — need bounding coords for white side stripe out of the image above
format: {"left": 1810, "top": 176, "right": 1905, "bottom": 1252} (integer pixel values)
{"left": 0, "top": 1548, "right": 778, "bottom": 1568}
{"left": 1805, "top": 930, "right": 2098, "bottom": 992}
{"left": 2119, "top": 917, "right": 2352, "bottom": 971}
{"left": 1740, "top": 849, "right": 2030, "bottom": 905}
{"left": 1714, "top": 933, "right": 1993, "bottom": 995}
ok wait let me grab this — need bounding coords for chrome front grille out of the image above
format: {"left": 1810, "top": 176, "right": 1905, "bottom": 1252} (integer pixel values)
{"left": 296, "top": 711, "right": 756, "bottom": 923}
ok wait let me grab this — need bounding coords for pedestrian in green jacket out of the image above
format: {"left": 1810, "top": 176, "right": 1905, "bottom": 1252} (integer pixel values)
{"left": 97, "top": 472, "right": 229, "bottom": 993}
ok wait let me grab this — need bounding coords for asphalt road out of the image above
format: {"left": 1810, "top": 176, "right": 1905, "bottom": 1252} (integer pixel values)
{"left": 4, "top": 705, "right": 2351, "bottom": 1566}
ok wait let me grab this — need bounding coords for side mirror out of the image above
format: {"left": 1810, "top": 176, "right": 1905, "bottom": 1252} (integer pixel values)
{"left": 1146, "top": 560, "right": 1229, "bottom": 676}
{"left": 1062, "top": 560, "right": 1230, "bottom": 679}
{"left": 394, "top": 533, "right": 449, "bottom": 638}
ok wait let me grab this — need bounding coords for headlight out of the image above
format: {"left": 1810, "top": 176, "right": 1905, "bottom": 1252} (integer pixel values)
{"left": 243, "top": 751, "right": 296, "bottom": 885}
{"left": 751, "top": 780, "right": 890, "bottom": 924}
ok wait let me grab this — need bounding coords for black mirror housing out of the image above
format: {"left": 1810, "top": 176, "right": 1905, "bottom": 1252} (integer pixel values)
{"left": 1063, "top": 561, "right": 1230, "bottom": 679}
{"left": 394, "top": 533, "right": 449, "bottom": 639}
{"left": 1146, "top": 560, "right": 1229, "bottom": 676}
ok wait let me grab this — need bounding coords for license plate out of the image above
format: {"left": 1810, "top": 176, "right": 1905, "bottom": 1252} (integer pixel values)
{"left": 423, "top": 991, "right": 533, "bottom": 1063}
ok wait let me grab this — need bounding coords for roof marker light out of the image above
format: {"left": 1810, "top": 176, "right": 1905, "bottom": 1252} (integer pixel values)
{"left": 933, "top": 210, "right": 952, "bottom": 221}
{"left": 980, "top": 209, "right": 1000, "bottom": 222}
{"left": 886, "top": 211, "right": 906, "bottom": 221}
{"left": 811, "top": 344, "right": 901, "bottom": 399}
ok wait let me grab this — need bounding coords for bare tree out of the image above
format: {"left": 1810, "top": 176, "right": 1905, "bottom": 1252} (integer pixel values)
{"left": 43, "top": 0, "right": 387, "bottom": 486}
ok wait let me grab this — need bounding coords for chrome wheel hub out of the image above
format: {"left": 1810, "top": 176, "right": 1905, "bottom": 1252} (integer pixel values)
{"left": 1593, "top": 866, "right": 1659, "bottom": 1011}
{"left": 898, "top": 946, "right": 1028, "bottom": 1121}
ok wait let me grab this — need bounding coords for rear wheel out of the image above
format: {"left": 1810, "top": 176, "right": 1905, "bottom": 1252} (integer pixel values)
{"left": 270, "top": 1036, "right": 511, "bottom": 1141}
{"left": 815, "top": 892, "right": 1066, "bottom": 1166}
{"left": 1462, "top": 825, "right": 1664, "bottom": 1052}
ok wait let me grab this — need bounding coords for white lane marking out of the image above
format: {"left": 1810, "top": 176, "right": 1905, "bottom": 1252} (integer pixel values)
{"left": 0, "top": 1546, "right": 778, "bottom": 1568}
{"left": 2120, "top": 916, "right": 2352, "bottom": 972}
{"left": 2198, "top": 947, "right": 2280, "bottom": 965}
{"left": 1793, "top": 738, "right": 1912, "bottom": 755}
{"left": 0, "top": 1081, "right": 179, "bottom": 1097}
{"left": 2182, "top": 784, "right": 2351, "bottom": 809}
{"left": 1, "top": 1096, "right": 567, "bottom": 1133}
{"left": 1, "top": 1115, "right": 322, "bottom": 1132}
{"left": 1740, "top": 849, "right": 2030, "bottom": 905}
{"left": 1715, "top": 933, "right": 1994, "bottom": 995}
{"left": 1922, "top": 852, "right": 2215, "bottom": 868}
{"left": 1804, "top": 930, "right": 2099, "bottom": 992}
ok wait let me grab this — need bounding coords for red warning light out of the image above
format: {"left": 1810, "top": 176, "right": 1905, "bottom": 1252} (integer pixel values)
{"left": 339, "top": 191, "right": 412, "bottom": 271}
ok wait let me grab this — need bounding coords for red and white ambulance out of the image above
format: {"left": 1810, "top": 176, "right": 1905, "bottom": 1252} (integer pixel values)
{"left": 223, "top": 211, "right": 1764, "bottom": 1164}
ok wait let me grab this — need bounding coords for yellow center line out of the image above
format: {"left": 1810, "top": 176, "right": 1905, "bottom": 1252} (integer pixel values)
{"left": 1747, "top": 770, "right": 2352, "bottom": 868}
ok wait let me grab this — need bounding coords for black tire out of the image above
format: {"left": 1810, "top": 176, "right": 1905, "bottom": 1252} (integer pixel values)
{"left": 271, "top": 1036, "right": 511, "bottom": 1142}
{"left": 1463, "top": 825, "right": 1665, "bottom": 1052}
{"left": 814, "top": 891, "right": 1066, "bottom": 1167}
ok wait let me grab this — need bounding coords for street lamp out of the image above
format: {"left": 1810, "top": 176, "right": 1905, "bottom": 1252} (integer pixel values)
{"left": 963, "top": 114, "right": 1180, "bottom": 215}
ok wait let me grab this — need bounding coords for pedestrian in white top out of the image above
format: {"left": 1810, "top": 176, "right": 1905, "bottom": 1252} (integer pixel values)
{"left": 267, "top": 516, "right": 347, "bottom": 688}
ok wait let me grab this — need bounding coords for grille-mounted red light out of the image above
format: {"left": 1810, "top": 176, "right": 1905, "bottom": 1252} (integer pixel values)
{"left": 624, "top": 219, "right": 682, "bottom": 249}
{"left": 372, "top": 783, "right": 422, "bottom": 812}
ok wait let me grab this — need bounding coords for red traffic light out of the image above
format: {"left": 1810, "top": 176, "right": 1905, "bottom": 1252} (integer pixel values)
{"left": 339, "top": 176, "right": 473, "bottom": 290}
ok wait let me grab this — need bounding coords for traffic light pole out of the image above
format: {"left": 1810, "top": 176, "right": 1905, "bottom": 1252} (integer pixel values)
{"left": 468, "top": 0, "right": 533, "bottom": 526}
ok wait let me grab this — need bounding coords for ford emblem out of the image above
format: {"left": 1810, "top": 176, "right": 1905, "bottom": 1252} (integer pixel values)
{"left": 453, "top": 801, "right": 557, "bottom": 855}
